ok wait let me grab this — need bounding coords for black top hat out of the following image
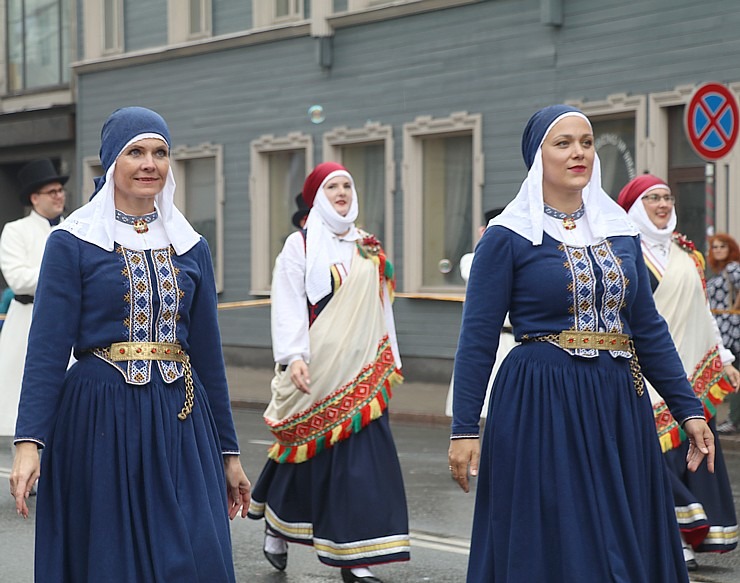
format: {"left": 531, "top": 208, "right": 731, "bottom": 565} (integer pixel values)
{"left": 291, "top": 192, "right": 310, "bottom": 228}
{"left": 18, "top": 159, "right": 69, "bottom": 205}
{"left": 484, "top": 207, "right": 506, "bottom": 224}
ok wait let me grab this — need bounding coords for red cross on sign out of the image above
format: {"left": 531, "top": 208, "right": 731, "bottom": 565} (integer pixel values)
{"left": 685, "top": 83, "right": 740, "bottom": 161}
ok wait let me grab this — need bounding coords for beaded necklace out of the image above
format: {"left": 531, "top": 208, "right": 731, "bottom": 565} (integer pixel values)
{"left": 115, "top": 209, "right": 158, "bottom": 234}
{"left": 543, "top": 203, "right": 585, "bottom": 231}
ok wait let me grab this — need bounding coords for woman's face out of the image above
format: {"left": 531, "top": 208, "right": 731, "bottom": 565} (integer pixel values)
{"left": 541, "top": 116, "right": 594, "bottom": 199}
{"left": 113, "top": 138, "right": 169, "bottom": 208}
{"left": 712, "top": 240, "right": 730, "bottom": 262}
{"left": 323, "top": 175, "right": 353, "bottom": 216}
{"left": 641, "top": 187, "right": 674, "bottom": 230}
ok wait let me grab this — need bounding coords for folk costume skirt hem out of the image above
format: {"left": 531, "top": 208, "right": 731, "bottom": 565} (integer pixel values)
{"left": 664, "top": 418, "right": 739, "bottom": 553}
{"left": 33, "top": 355, "right": 236, "bottom": 583}
{"left": 467, "top": 343, "right": 689, "bottom": 583}
{"left": 248, "top": 413, "right": 410, "bottom": 567}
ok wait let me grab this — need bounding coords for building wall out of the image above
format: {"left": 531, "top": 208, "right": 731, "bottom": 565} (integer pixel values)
{"left": 73, "top": 0, "right": 740, "bottom": 373}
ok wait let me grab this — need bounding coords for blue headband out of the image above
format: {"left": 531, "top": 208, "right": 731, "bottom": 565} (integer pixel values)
{"left": 92, "top": 106, "right": 171, "bottom": 198}
{"left": 521, "top": 104, "right": 584, "bottom": 169}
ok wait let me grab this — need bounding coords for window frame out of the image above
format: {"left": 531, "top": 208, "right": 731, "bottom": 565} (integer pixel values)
{"left": 323, "top": 121, "right": 395, "bottom": 257}
{"left": 171, "top": 142, "right": 225, "bottom": 292}
{"left": 402, "top": 111, "right": 483, "bottom": 294}
{"left": 167, "top": 0, "right": 212, "bottom": 44}
{"left": 82, "top": 0, "right": 122, "bottom": 58}
{"left": 253, "top": 0, "right": 305, "bottom": 28}
{"left": 250, "top": 132, "right": 313, "bottom": 294}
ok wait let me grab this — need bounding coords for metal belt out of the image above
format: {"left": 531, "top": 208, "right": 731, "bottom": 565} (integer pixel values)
{"left": 522, "top": 331, "right": 644, "bottom": 397}
{"left": 97, "top": 341, "right": 194, "bottom": 420}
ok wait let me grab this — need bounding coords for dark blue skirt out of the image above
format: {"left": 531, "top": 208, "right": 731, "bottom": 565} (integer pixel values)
{"left": 248, "top": 413, "right": 410, "bottom": 568}
{"left": 665, "top": 418, "right": 738, "bottom": 552}
{"left": 467, "top": 342, "right": 689, "bottom": 583}
{"left": 34, "top": 355, "right": 236, "bottom": 583}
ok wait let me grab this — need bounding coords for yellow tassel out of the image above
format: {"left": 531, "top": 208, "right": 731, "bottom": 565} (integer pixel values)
{"left": 294, "top": 444, "right": 308, "bottom": 463}
{"left": 658, "top": 432, "right": 672, "bottom": 454}
{"left": 370, "top": 397, "right": 382, "bottom": 419}
{"left": 267, "top": 442, "right": 280, "bottom": 460}
{"left": 330, "top": 424, "right": 343, "bottom": 445}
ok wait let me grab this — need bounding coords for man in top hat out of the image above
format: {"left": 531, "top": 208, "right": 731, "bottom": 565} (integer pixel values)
{"left": 0, "top": 159, "right": 67, "bottom": 436}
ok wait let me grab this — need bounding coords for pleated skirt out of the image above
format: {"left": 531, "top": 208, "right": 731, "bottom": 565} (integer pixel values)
{"left": 467, "top": 342, "right": 689, "bottom": 583}
{"left": 248, "top": 413, "right": 410, "bottom": 568}
{"left": 664, "top": 418, "right": 739, "bottom": 552}
{"left": 34, "top": 355, "right": 236, "bottom": 583}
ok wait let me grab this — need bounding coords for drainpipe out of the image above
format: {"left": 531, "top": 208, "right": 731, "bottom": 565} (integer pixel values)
{"left": 311, "top": 0, "right": 334, "bottom": 70}
{"left": 541, "top": 0, "right": 564, "bottom": 27}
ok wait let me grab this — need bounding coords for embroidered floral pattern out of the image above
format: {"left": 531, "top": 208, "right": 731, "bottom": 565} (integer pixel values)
{"left": 153, "top": 247, "right": 183, "bottom": 382}
{"left": 591, "top": 242, "right": 631, "bottom": 358}
{"left": 672, "top": 232, "right": 696, "bottom": 253}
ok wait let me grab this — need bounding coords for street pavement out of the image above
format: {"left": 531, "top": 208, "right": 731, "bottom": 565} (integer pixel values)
{"left": 0, "top": 366, "right": 738, "bottom": 582}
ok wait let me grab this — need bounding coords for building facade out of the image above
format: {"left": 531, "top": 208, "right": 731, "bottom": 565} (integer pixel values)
{"left": 8, "top": 0, "right": 740, "bottom": 376}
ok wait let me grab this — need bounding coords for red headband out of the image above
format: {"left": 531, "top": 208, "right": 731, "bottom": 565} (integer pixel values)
{"left": 617, "top": 174, "right": 670, "bottom": 212}
{"left": 301, "top": 162, "right": 349, "bottom": 208}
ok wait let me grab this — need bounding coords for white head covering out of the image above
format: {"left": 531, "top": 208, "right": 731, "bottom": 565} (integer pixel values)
{"left": 491, "top": 109, "right": 637, "bottom": 245}
{"left": 625, "top": 183, "right": 676, "bottom": 249}
{"left": 59, "top": 133, "right": 200, "bottom": 255}
{"left": 304, "top": 169, "right": 360, "bottom": 305}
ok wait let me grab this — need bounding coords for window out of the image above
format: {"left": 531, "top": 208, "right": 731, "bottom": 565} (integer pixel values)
{"left": 253, "top": 0, "right": 305, "bottom": 27}
{"left": 171, "top": 144, "right": 225, "bottom": 291}
{"left": 323, "top": 122, "right": 394, "bottom": 254}
{"left": 250, "top": 133, "right": 313, "bottom": 293}
{"left": 403, "top": 112, "right": 483, "bottom": 293}
{"left": 103, "top": 0, "right": 123, "bottom": 53}
{"left": 6, "top": 0, "right": 71, "bottom": 92}
{"left": 168, "top": 0, "right": 211, "bottom": 43}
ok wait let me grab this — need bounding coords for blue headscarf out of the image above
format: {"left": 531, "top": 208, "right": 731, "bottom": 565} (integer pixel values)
{"left": 59, "top": 106, "right": 201, "bottom": 254}
{"left": 92, "top": 106, "right": 171, "bottom": 198}
{"left": 490, "top": 104, "right": 637, "bottom": 245}
{"left": 521, "top": 104, "right": 582, "bottom": 170}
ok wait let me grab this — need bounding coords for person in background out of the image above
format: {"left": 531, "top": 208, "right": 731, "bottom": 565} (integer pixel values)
{"left": 9, "top": 106, "right": 251, "bottom": 582}
{"left": 706, "top": 233, "right": 740, "bottom": 435}
{"left": 0, "top": 287, "right": 14, "bottom": 331}
{"left": 617, "top": 174, "right": 739, "bottom": 571}
{"left": 445, "top": 207, "right": 516, "bottom": 419}
{"left": 0, "top": 159, "right": 67, "bottom": 437}
{"left": 449, "top": 104, "right": 715, "bottom": 583}
{"left": 292, "top": 192, "right": 310, "bottom": 230}
{"left": 248, "top": 162, "right": 409, "bottom": 583}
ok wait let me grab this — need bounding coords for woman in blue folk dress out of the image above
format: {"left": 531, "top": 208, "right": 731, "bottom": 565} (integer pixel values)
{"left": 448, "top": 105, "right": 716, "bottom": 583}
{"left": 9, "top": 106, "right": 251, "bottom": 583}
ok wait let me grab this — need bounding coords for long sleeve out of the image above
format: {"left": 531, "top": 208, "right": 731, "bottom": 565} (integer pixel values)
{"left": 452, "top": 228, "right": 512, "bottom": 435}
{"left": 271, "top": 231, "right": 311, "bottom": 365}
{"left": 627, "top": 237, "right": 704, "bottom": 423}
{"left": 0, "top": 216, "right": 46, "bottom": 295}
{"left": 187, "top": 239, "right": 239, "bottom": 454}
{"left": 14, "top": 231, "right": 82, "bottom": 445}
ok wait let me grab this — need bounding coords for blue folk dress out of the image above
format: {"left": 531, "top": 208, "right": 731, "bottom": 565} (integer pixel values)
{"left": 453, "top": 227, "right": 705, "bottom": 583}
{"left": 14, "top": 230, "right": 240, "bottom": 583}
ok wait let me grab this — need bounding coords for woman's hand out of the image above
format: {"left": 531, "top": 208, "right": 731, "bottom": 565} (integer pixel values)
{"left": 9, "top": 442, "right": 40, "bottom": 519}
{"left": 289, "top": 360, "right": 311, "bottom": 394}
{"left": 683, "top": 418, "right": 715, "bottom": 473}
{"left": 448, "top": 439, "right": 480, "bottom": 493}
{"left": 723, "top": 364, "right": 740, "bottom": 391}
{"left": 224, "top": 455, "right": 251, "bottom": 520}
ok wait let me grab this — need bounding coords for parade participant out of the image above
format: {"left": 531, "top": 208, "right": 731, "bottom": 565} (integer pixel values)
{"left": 618, "top": 175, "right": 739, "bottom": 570}
{"left": 0, "top": 159, "right": 67, "bottom": 436}
{"left": 707, "top": 233, "right": 740, "bottom": 435}
{"left": 449, "top": 105, "right": 715, "bottom": 583}
{"left": 247, "top": 162, "right": 409, "bottom": 583}
{"left": 9, "top": 106, "right": 251, "bottom": 583}
{"left": 291, "top": 192, "right": 310, "bottom": 229}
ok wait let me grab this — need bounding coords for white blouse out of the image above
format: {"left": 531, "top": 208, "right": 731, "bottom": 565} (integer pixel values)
{"left": 271, "top": 230, "right": 401, "bottom": 368}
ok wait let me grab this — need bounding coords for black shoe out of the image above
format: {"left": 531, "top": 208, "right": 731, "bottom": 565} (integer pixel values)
{"left": 340, "top": 567, "right": 383, "bottom": 582}
{"left": 685, "top": 558, "right": 699, "bottom": 572}
{"left": 263, "top": 527, "right": 287, "bottom": 571}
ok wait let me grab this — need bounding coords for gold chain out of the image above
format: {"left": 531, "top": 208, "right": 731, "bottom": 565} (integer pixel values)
{"left": 178, "top": 353, "right": 195, "bottom": 421}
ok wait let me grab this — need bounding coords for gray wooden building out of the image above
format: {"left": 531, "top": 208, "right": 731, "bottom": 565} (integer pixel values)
{"left": 4, "top": 0, "right": 740, "bottom": 378}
